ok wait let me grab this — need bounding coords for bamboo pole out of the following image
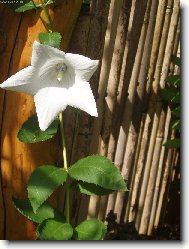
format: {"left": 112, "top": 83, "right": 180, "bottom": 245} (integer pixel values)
{"left": 89, "top": 0, "right": 122, "bottom": 155}
{"left": 147, "top": 108, "right": 171, "bottom": 235}
{"left": 148, "top": 30, "right": 180, "bottom": 233}
{"left": 114, "top": 0, "right": 152, "bottom": 166}
{"left": 98, "top": 0, "right": 149, "bottom": 222}
{"left": 99, "top": 0, "right": 132, "bottom": 159}
{"left": 134, "top": 0, "right": 174, "bottom": 231}
{"left": 159, "top": 0, "right": 180, "bottom": 89}
{"left": 145, "top": 0, "right": 168, "bottom": 97}
{"left": 111, "top": 0, "right": 149, "bottom": 169}
{"left": 169, "top": 18, "right": 180, "bottom": 73}
{"left": 154, "top": 148, "right": 175, "bottom": 227}
{"left": 139, "top": 107, "right": 167, "bottom": 235}
{"left": 87, "top": 0, "right": 123, "bottom": 220}
{"left": 138, "top": 0, "right": 180, "bottom": 234}
{"left": 102, "top": 0, "right": 149, "bottom": 220}
{"left": 121, "top": 0, "right": 160, "bottom": 223}
{"left": 108, "top": 0, "right": 153, "bottom": 222}
{"left": 147, "top": 29, "right": 180, "bottom": 233}
{"left": 123, "top": 114, "right": 147, "bottom": 223}
{"left": 96, "top": 0, "right": 132, "bottom": 221}
{"left": 123, "top": 0, "right": 168, "bottom": 228}
{"left": 154, "top": 33, "right": 180, "bottom": 228}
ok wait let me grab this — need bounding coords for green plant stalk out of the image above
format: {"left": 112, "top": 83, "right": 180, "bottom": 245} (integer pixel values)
{"left": 31, "top": 0, "right": 49, "bottom": 32}
{"left": 59, "top": 112, "right": 70, "bottom": 223}
{"left": 69, "top": 110, "right": 79, "bottom": 163}
{"left": 40, "top": 0, "right": 53, "bottom": 32}
{"left": 33, "top": 0, "right": 70, "bottom": 223}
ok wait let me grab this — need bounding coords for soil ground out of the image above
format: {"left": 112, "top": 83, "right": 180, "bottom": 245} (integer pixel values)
{"left": 105, "top": 211, "right": 180, "bottom": 240}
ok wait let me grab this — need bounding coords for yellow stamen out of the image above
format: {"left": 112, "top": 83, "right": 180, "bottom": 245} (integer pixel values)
{"left": 56, "top": 63, "right": 67, "bottom": 82}
{"left": 57, "top": 71, "right": 64, "bottom": 82}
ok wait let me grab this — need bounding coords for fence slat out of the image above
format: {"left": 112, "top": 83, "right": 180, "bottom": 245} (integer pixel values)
{"left": 0, "top": 1, "right": 82, "bottom": 239}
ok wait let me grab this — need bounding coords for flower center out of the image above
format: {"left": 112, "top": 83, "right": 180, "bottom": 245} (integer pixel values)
{"left": 56, "top": 63, "right": 67, "bottom": 82}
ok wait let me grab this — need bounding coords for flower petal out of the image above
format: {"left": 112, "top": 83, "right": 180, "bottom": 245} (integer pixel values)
{"left": 65, "top": 53, "right": 99, "bottom": 81}
{"left": 68, "top": 80, "right": 98, "bottom": 117}
{"left": 31, "top": 41, "right": 66, "bottom": 68}
{"left": 0, "top": 66, "right": 37, "bottom": 95}
{"left": 34, "top": 87, "right": 68, "bottom": 131}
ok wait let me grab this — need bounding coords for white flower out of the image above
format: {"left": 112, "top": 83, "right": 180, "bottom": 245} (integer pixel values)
{"left": 0, "top": 41, "right": 99, "bottom": 131}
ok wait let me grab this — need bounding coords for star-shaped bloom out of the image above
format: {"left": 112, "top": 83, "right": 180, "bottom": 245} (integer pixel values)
{"left": 0, "top": 41, "right": 99, "bottom": 131}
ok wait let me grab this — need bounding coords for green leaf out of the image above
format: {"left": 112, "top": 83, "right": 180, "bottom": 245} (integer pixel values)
{"left": 37, "top": 219, "right": 73, "bottom": 240}
{"left": 5, "top": 0, "right": 54, "bottom": 12}
{"left": 171, "top": 92, "right": 180, "bottom": 103}
{"left": 14, "top": 1, "right": 39, "bottom": 12}
{"left": 68, "top": 155, "right": 127, "bottom": 191}
{"left": 17, "top": 113, "right": 58, "bottom": 143}
{"left": 45, "top": 0, "right": 54, "bottom": 5}
{"left": 163, "top": 139, "right": 180, "bottom": 148}
{"left": 38, "top": 32, "right": 62, "bottom": 48}
{"left": 171, "top": 120, "right": 180, "bottom": 131}
{"left": 166, "top": 75, "right": 180, "bottom": 86}
{"left": 74, "top": 219, "right": 107, "bottom": 240}
{"left": 160, "top": 89, "right": 180, "bottom": 103}
{"left": 13, "top": 198, "right": 64, "bottom": 223}
{"left": 172, "top": 106, "right": 180, "bottom": 118}
{"left": 172, "top": 55, "right": 180, "bottom": 67}
{"left": 28, "top": 165, "right": 67, "bottom": 213}
{"left": 5, "top": 0, "right": 32, "bottom": 11}
{"left": 72, "top": 181, "right": 114, "bottom": 196}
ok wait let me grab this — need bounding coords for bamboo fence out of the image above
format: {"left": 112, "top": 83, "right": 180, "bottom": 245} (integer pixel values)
{"left": 0, "top": 0, "right": 180, "bottom": 239}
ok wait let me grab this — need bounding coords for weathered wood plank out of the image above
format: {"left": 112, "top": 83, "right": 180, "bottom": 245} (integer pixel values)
{"left": 0, "top": 0, "right": 82, "bottom": 240}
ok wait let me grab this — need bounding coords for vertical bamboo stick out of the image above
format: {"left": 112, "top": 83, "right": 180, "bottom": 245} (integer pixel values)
{"left": 124, "top": 0, "right": 168, "bottom": 227}
{"left": 139, "top": 107, "right": 167, "bottom": 234}
{"left": 96, "top": 0, "right": 132, "bottom": 221}
{"left": 112, "top": 0, "right": 149, "bottom": 169}
{"left": 169, "top": 18, "right": 180, "bottom": 73}
{"left": 101, "top": 0, "right": 132, "bottom": 159}
{"left": 108, "top": 0, "right": 153, "bottom": 222}
{"left": 138, "top": 0, "right": 179, "bottom": 234}
{"left": 147, "top": 27, "right": 180, "bottom": 234}
{"left": 104, "top": 0, "right": 150, "bottom": 220}
{"left": 134, "top": 0, "right": 174, "bottom": 231}
{"left": 154, "top": 148, "right": 176, "bottom": 227}
{"left": 145, "top": 0, "right": 168, "bottom": 96}
{"left": 117, "top": 0, "right": 152, "bottom": 178}
{"left": 87, "top": 0, "right": 123, "bottom": 218}
{"left": 89, "top": 0, "right": 123, "bottom": 155}
{"left": 124, "top": 114, "right": 146, "bottom": 223}
{"left": 98, "top": 0, "right": 149, "bottom": 222}
{"left": 121, "top": 0, "right": 160, "bottom": 223}
{"left": 147, "top": 107, "right": 171, "bottom": 235}
{"left": 154, "top": 24, "right": 180, "bottom": 227}
{"left": 159, "top": 0, "right": 180, "bottom": 89}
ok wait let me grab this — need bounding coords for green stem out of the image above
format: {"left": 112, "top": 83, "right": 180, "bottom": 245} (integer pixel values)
{"left": 69, "top": 111, "right": 79, "bottom": 164}
{"left": 31, "top": 0, "right": 49, "bottom": 32}
{"left": 59, "top": 112, "right": 70, "bottom": 223}
{"left": 40, "top": 0, "right": 53, "bottom": 32}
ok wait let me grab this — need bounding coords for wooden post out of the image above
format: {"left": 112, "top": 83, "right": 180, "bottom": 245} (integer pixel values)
{"left": 0, "top": 0, "right": 82, "bottom": 240}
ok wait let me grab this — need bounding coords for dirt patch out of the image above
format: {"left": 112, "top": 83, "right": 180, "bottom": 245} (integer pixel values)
{"left": 104, "top": 211, "right": 180, "bottom": 240}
